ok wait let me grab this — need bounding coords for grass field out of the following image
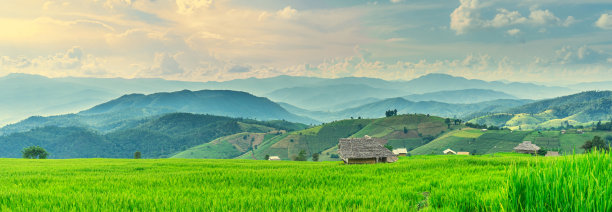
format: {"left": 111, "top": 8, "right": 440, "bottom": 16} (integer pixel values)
{"left": 1, "top": 154, "right": 609, "bottom": 211}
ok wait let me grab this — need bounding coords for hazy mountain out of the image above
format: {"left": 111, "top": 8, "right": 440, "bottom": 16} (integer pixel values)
{"left": 279, "top": 98, "right": 532, "bottom": 122}
{"left": 568, "top": 81, "right": 612, "bottom": 92}
{"left": 469, "top": 91, "right": 612, "bottom": 129}
{"left": 403, "top": 89, "right": 517, "bottom": 104}
{"left": 403, "top": 73, "right": 574, "bottom": 99}
{"left": 0, "top": 90, "right": 318, "bottom": 135}
{"left": 265, "top": 84, "right": 406, "bottom": 110}
{"left": 0, "top": 113, "right": 307, "bottom": 159}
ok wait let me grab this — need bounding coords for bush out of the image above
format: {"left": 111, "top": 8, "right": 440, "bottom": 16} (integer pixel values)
{"left": 330, "top": 154, "right": 339, "bottom": 159}
{"left": 134, "top": 151, "right": 142, "bottom": 159}
{"left": 312, "top": 153, "right": 320, "bottom": 162}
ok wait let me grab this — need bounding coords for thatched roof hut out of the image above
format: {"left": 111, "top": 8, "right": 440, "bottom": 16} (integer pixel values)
{"left": 443, "top": 148, "right": 456, "bottom": 155}
{"left": 514, "top": 141, "right": 541, "bottom": 154}
{"left": 338, "top": 137, "right": 396, "bottom": 164}
{"left": 392, "top": 148, "right": 408, "bottom": 156}
{"left": 268, "top": 156, "right": 281, "bottom": 161}
{"left": 457, "top": 152, "right": 470, "bottom": 155}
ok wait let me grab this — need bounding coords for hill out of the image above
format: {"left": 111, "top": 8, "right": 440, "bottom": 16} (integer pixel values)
{"left": 403, "top": 89, "right": 516, "bottom": 104}
{"left": 0, "top": 89, "right": 317, "bottom": 135}
{"left": 173, "top": 114, "right": 454, "bottom": 160}
{"left": 410, "top": 128, "right": 612, "bottom": 155}
{"left": 469, "top": 91, "right": 612, "bottom": 129}
{"left": 265, "top": 84, "right": 405, "bottom": 111}
{"left": 403, "top": 73, "right": 573, "bottom": 99}
{"left": 0, "top": 113, "right": 307, "bottom": 158}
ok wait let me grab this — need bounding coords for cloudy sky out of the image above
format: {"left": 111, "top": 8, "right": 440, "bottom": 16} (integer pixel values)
{"left": 1, "top": 0, "right": 611, "bottom": 83}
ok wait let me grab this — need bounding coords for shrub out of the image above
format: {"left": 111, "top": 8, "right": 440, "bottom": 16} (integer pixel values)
{"left": 22, "top": 146, "right": 48, "bottom": 159}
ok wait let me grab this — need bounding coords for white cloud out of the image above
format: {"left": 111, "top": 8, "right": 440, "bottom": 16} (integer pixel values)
{"left": 276, "top": 6, "right": 298, "bottom": 19}
{"left": 595, "top": 13, "right": 612, "bottom": 29}
{"left": 450, "top": 0, "right": 481, "bottom": 34}
{"left": 489, "top": 9, "right": 527, "bottom": 27}
{"left": 528, "top": 9, "right": 560, "bottom": 25}
{"left": 390, "top": 0, "right": 402, "bottom": 3}
{"left": 176, "top": 0, "right": 212, "bottom": 15}
{"left": 554, "top": 46, "right": 611, "bottom": 64}
{"left": 507, "top": 28, "right": 521, "bottom": 35}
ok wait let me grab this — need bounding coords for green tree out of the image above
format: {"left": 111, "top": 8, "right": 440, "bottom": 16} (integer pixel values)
{"left": 582, "top": 136, "right": 609, "bottom": 153}
{"left": 312, "top": 153, "right": 320, "bottom": 162}
{"left": 134, "top": 151, "right": 142, "bottom": 159}
{"left": 22, "top": 146, "right": 48, "bottom": 159}
{"left": 294, "top": 150, "right": 307, "bottom": 161}
{"left": 264, "top": 154, "right": 270, "bottom": 160}
{"left": 537, "top": 149, "right": 547, "bottom": 156}
{"left": 403, "top": 127, "right": 408, "bottom": 134}
{"left": 384, "top": 144, "right": 393, "bottom": 151}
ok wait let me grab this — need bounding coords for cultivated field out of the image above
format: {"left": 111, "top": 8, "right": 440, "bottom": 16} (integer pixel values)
{"left": 1, "top": 153, "right": 609, "bottom": 211}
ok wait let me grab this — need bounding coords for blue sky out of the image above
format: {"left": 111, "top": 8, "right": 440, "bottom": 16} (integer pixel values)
{"left": 0, "top": 0, "right": 610, "bottom": 83}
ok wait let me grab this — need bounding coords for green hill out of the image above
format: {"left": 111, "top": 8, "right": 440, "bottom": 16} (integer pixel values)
{"left": 1, "top": 89, "right": 317, "bottom": 135}
{"left": 0, "top": 113, "right": 306, "bottom": 159}
{"left": 469, "top": 91, "right": 612, "bottom": 130}
{"left": 411, "top": 128, "right": 612, "bottom": 155}
{"left": 222, "top": 114, "right": 452, "bottom": 161}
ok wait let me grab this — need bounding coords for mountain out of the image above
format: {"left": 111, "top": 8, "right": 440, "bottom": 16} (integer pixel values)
{"left": 280, "top": 98, "right": 533, "bottom": 122}
{"left": 0, "top": 113, "right": 307, "bottom": 158}
{"left": 265, "top": 84, "right": 406, "bottom": 111}
{"left": 469, "top": 91, "right": 612, "bottom": 129}
{"left": 403, "top": 73, "right": 573, "bottom": 99}
{"left": 569, "top": 81, "right": 612, "bottom": 91}
{"left": 403, "top": 89, "right": 517, "bottom": 104}
{"left": 0, "top": 73, "right": 217, "bottom": 126}
{"left": 173, "top": 114, "right": 453, "bottom": 160}
{"left": 0, "top": 90, "right": 318, "bottom": 135}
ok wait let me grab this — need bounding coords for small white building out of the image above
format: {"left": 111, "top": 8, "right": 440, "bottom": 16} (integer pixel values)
{"left": 268, "top": 156, "right": 281, "bottom": 161}
{"left": 443, "top": 148, "right": 457, "bottom": 155}
{"left": 457, "top": 152, "right": 470, "bottom": 155}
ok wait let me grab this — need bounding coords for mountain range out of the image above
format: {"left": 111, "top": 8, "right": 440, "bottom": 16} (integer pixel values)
{"left": 0, "top": 73, "right": 578, "bottom": 126}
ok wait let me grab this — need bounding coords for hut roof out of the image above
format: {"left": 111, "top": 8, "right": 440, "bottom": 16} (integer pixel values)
{"left": 268, "top": 156, "right": 281, "bottom": 160}
{"left": 338, "top": 137, "right": 395, "bottom": 159}
{"left": 457, "top": 152, "right": 470, "bottom": 155}
{"left": 392, "top": 148, "right": 408, "bottom": 155}
{"left": 513, "top": 141, "right": 541, "bottom": 151}
{"left": 443, "top": 148, "right": 456, "bottom": 154}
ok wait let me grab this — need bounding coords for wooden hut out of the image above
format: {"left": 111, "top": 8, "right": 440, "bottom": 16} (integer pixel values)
{"left": 337, "top": 137, "right": 396, "bottom": 164}
{"left": 268, "top": 156, "right": 281, "bottom": 161}
{"left": 513, "top": 141, "right": 541, "bottom": 154}
{"left": 456, "top": 152, "right": 470, "bottom": 155}
{"left": 392, "top": 148, "right": 408, "bottom": 157}
{"left": 443, "top": 148, "right": 456, "bottom": 155}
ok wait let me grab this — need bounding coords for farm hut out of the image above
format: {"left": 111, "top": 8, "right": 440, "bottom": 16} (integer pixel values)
{"left": 545, "top": 151, "right": 560, "bottom": 157}
{"left": 392, "top": 148, "right": 408, "bottom": 156}
{"left": 443, "top": 149, "right": 456, "bottom": 155}
{"left": 481, "top": 129, "right": 488, "bottom": 132}
{"left": 513, "top": 141, "right": 541, "bottom": 155}
{"left": 457, "top": 152, "right": 470, "bottom": 155}
{"left": 337, "top": 137, "right": 397, "bottom": 164}
{"left": 268, "top": 156, "right": 281, "bottom": 161}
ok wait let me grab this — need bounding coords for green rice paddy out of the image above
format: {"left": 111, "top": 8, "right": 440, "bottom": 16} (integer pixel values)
{"left": 0, "top": 153, "right": 609, "bottom": 211}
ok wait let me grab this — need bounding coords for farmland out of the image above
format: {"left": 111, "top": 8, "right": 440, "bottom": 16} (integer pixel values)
{"left": 1, "top": 153, "right": 610, "bottom": 211}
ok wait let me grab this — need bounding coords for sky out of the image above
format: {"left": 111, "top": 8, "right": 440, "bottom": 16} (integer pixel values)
{"left": 0, "top": 0, "right": 611, "bottom": 83}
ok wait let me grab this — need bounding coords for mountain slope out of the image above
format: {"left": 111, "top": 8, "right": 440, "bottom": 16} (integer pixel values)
{"left": 0, "top": 113, "right": 305, "bottom": 158}
{"left": 404, "top": 73, "right": 573, "bottom": 99}
{"left": 469, "top": 91, "right": 612, "bottom": 129}
{"left": 265, "top": 84, "right": 406, "bottom": 111}
{"left": 403, "top": 89, "right": 516, "bottom": 104}
{"left": 0, "top": 90, "right": 317, "bottom": 135}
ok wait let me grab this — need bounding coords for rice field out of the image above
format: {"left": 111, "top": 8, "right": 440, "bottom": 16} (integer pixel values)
{"left": 0, "top": 153, "right": 609, "bottom": 211}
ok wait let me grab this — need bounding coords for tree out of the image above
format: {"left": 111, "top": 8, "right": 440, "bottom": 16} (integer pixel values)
{"left": 22, "top": 146, "right": 48, "bottom": 159}
{"left": 294, "top": 150, "right": 307, "bottom": 161}
{"left": 264, "top": 154, "right": 270, "bottom": 160}
{"left": 134, "top": 151, "right": 142, "bottom": 159}
{"left": 537, "top": 149, "right": 547, "bottom": 156}
{"left": 582, "top": 136, "right": 609, "bottom": 153}
{"left": 384, "top": 144, "right": 393, "bottom": 151}
{"left": 312, "top": 153, "right": 320, "bottom": 162}
{"left": 403, "top": 127, "right": 408, "bottom": 134}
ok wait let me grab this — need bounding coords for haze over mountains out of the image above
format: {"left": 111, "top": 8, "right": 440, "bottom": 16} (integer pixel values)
{"left": 0, "top": 72, "right": 579, "bottom": 126}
